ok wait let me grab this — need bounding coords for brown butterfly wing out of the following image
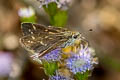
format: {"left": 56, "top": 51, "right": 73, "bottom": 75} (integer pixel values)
{"left": 21, "top": 23, "right": 68, "bottom": 36}
{"left": 20, "top": 23, "right": 70, "bottom": 57}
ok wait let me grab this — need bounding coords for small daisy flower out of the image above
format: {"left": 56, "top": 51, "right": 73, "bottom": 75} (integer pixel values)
{"left": 59, "top": 0, "right": 74, "bottom": 10}
{"left": 18, "top": 7, "right": 35, "bottom": 18}
{"left": 0, "top": 52, "right": 13, "bottom": 77}
{"left": 66, "top": 45, "right": 98, "bottom": 74}
{"left": 37, "top": 0, "right": 59, "bottom": 8}
{"left": 37, "top": 0, "right": 73, "bottom": 9}
{"left": 42, "top": 48, "right": 62, "bottom": 62}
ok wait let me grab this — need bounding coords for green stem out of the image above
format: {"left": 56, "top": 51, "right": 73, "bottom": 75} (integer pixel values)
{"left": 43, "top": 2, "right": 68, "bottom": 27}
{"left": 74, "top": 71, "right": 90, "bottom": 80}
{"left": 43, "top": 61, "right": 58, "bottom": 76}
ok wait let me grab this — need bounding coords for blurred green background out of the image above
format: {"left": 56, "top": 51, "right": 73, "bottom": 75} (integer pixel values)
{"left": 0, "top": 0, "right": 120, "bottom": 80}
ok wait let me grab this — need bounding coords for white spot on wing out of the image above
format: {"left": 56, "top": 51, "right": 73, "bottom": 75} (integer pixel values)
{"left": 31, "top": 36, "right": 35, "bottom": 40}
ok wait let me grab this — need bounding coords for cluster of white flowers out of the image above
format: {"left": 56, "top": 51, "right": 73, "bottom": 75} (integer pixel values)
{"left": 37, "top": 0, "right": 73, "bottom": 9}
{"left": 66, "top": 45, "right": 98, "bottom": 74}
{"left": 18, "top": 7, "right": 35, "bottom": 18}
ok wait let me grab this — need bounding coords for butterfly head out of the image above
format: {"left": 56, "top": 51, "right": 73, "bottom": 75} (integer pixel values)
{"left": 72, "top": 32, "right": 81, "bottom": 39}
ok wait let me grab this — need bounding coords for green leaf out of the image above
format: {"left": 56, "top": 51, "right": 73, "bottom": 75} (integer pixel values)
{"left": 53, "top": 10, "right": 68, "bottom": 27}
{"left": 43, "top": 61, "right": 58, "bottom": 76}
{"left": 43, "top": 2, "right": 68, "bottom": 27}
{"left": 43, "top": 2, "right": 58, "bottom": 16}
{"left": 74, "top": 71, "right": 90, "bottom": 80}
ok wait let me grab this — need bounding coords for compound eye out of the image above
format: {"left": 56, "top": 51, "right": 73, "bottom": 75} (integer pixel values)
{"left": 73, "top": 35, "right": 78, "bottom": 39}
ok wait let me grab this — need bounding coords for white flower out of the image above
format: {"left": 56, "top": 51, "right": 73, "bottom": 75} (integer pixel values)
{"left": 66, "top": 45, "right": 98, "bottom": 74}
{"left": 18, "top": 7, "right": 35, "bottom": 18}
{"left": 37, "top": 0, "right": 74, "bottom": 9}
